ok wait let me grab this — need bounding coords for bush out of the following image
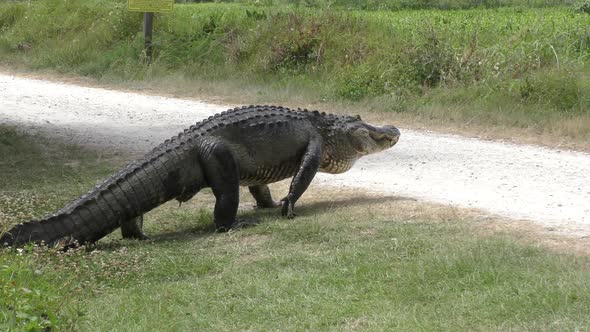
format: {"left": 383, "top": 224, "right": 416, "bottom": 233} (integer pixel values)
{"left": 264, "top": 13, "right": 324, "bottom": 72}
{"left": 516, "top": 69, "right": 590, "bottom": 113}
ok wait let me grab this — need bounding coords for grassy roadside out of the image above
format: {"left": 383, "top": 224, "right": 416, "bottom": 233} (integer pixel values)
{"left": 1, "top": 1, "right": 589, "bottom": 150}
{"left": 2, "top": 128, "right": 590, "bottom": 330}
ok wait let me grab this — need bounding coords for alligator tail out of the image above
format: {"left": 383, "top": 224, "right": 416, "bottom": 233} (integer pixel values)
{"left": 0, "top": 146, "right": 186, "bottom": 248}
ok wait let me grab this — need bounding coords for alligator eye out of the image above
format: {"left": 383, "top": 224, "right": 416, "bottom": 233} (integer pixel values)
{"left": 356, "top": 115, "right": 362, "bottom": 120}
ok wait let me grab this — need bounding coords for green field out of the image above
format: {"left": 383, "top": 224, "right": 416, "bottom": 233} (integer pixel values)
{"left": 1, "top": 126, "right": 590, "bottom": 331}
{"left": 1, "top": 0, "right": 590, "bottom": 147}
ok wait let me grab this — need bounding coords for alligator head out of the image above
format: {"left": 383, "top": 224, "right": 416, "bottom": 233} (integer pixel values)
{"left": 320, "top": 115, "right": 400, "bottom": 174}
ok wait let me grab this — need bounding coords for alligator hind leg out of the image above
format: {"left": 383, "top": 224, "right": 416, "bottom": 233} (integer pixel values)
{"left": 203, "top": 142, "right": 258, "bottom": 231}
{"left": 121, "top": 215, "right": 149, "bottom": 240}
{"left": 249, "top": 185, "right": 280, "bottom": 208}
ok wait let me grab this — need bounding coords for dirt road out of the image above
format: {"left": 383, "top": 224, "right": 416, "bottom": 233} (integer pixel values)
{"left": 1, "top": 73, "right": 589, "bottom": 237}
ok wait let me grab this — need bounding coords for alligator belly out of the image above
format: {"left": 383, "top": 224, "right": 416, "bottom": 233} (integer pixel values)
{"left": 239, "top": 163, "right": 298, "bottom": 186}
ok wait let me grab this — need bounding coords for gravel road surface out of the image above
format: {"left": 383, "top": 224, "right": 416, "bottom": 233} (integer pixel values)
{"left": 1, "top": 73, "right": 589, "bottom": 237}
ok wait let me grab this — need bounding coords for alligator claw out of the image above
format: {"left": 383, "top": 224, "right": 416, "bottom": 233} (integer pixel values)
{"left": 122, "top": 233, "right": 151, "bottom": 241}
{"left": 281, "top": 199, "right": 296, "bottom": 219}
{"left": 136, "top": 234, "right": 151, "bottom": 241}
{"left": 253, "top": 201, "right": 281, "bottom": 209}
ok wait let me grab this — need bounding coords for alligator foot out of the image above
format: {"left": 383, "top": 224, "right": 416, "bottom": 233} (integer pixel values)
{"left": 253, "top": 201, "right": 282, "bottom": 209}
{"left": 249, "top": 185, "right": 280, "bottom": 209}
{"left": 121, "top": 216, "right": 149, "bottom": 240}
{"left": 134, "top": 234, "right": 151, "bottom": 241}
{"left": 281, "top": 199, "right": 297, "bottom": 219}
{"left": 122, "top": 233, "right": 151, "bottom": 241}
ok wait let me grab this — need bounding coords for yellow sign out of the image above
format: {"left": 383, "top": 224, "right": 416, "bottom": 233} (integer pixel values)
{"left": 128, "top": 0, "right": 174, "bottom": 13}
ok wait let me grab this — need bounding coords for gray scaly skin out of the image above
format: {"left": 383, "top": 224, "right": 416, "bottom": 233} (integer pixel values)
{"left": 0, "top": 105, "right": 400, "bottom": 248}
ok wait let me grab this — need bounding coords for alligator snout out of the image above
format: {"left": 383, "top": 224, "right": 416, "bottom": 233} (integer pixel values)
{"left": 370, "top": 125, "right": 400, "bottom": 146}
{"left": 383, "top": 125, "right": 400, "bottom": 142}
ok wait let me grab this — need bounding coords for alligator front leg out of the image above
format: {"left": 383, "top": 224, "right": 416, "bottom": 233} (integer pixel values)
{"left": 202, "top": 142, "right": 257, "bottom": 231}
{"left": 282, "top": 137, "right": 323, "bottom": 219}
{"left": 249, "top": 185, "right": 280, "bottom": 208}
{"left": 121, "top": 215, "right": 149, "bottom": 240}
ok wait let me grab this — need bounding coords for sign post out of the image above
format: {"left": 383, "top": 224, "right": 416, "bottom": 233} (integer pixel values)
{"left": 143, "top": 12, "right": 154, "bottom": 60}
{"left": 128, "top": 0, "right": 174, "bottom": 62}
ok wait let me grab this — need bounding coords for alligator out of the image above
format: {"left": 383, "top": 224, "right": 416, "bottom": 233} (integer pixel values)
{"left": 0, "top": 105, "right": 400, "bottom": 248}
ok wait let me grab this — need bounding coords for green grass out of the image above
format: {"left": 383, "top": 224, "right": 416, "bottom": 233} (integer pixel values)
{"left": 1, "top": 129, "right": 590, "bottom": 330}
{"left": 0, "top": 0, "right": 589, "bottom": 146}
